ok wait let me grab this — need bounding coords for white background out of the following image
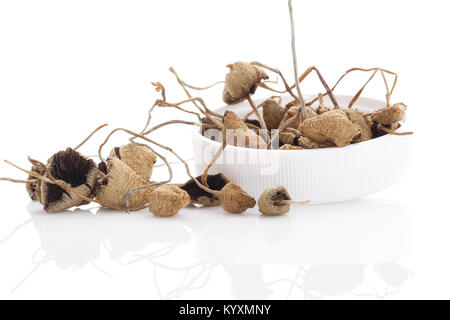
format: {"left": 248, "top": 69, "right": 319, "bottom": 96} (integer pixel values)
{"left": 0, "top": 0, "right": 449, "bottom": 299}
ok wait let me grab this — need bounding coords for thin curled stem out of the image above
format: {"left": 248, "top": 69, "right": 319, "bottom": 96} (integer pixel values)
{"left": 243, "top": 96, "right": 281, "bottom": 121}
{"left": 251, "top": 61, "right": 299, "bottom": 103}
{"left": 74, "top": 123, "right": 108, "bottom": 151}
{"left": 0, "top": 177, "right": 38, "bottom": 184}
{"left": 274, "top": 200, "right": 310, "bottom": 206}
{"left": 143, "top": 120, "right": 216, "bottom": 135}
{"left": 247, "top": 96, "right": 269, "bottom": 147}
{"left": 98, "top": 128, "right": 220, "bottom": 196}
{"left": 377, "top": 125, "right": 413, "bottom": 136}
{"left": 201, "top": 134, "right": 227, "bottom": 186}
{"left": 288, "top": 0, "right": 307, "bottom": 118}
{"left": 169, "top": 67, "right": 224, "bottom": 119}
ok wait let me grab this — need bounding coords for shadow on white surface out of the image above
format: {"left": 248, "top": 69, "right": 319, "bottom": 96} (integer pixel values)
{"left": 3, "top": 198, "right": 411, "bottom": 299}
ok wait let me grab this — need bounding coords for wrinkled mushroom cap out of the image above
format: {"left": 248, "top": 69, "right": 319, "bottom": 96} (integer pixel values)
{"left": 345, "top": 108, "right": 372, "bottom": 143}
{"left": 258, "top": 186, "right": 292, "bottom": 216}
{"left": 279, "top": 106, "right": 317, "bottom": 131}
{"left": 148, "top": 185, "right": 190, "bottom": 217}
{"left": 262, "top": 99, "right": 287, "bottom": 130}
{"left": 40, "top": 148, "right": 99, "bottom": 213}
{"left": 279, "top": 132, "right": 296, "bottom": 145}
{"left": 180, "top": 173, "right": 230, "bottom": 206}
{"left": 296, "top": 136, "right": 319, "bottom": 149}
{"left": 219, "top": 183, "right": 256, "bottom": 214}
{"left": 96, "top": 157, "right": 155, "bottom": 211}
{"left": 223, "top": 62, "right": 268, "bottom": 105}
{"left": 371, "top": 103, "right": 407, "bottom": 125}
{"left": 223, "top": 111, "right": 267, "bottom": 149}
{"left": 109, "top": 143, "right": 157, "bottom": 182}
{"left": 280, "top": 144, "right": 303, "bottom": 151}
{"left": 299, "top": 110, "right": 361, "bottom": 147}
{"left": 26, "top": 164, "right": 44, "bottom": 203}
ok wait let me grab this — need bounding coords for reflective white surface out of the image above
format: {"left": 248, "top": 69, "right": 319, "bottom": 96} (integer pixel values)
{"left": 0, "top": 193, "right": 423, "bottom": 299}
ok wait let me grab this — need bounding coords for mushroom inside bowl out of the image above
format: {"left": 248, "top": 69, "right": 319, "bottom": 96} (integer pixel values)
{"left": 192, "top": 95, "right": 411, "bottom": 204}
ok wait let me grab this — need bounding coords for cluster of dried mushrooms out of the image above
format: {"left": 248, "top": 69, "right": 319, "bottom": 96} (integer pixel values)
{"left": 0, "top": 0, "right": 411, "bottom": 217}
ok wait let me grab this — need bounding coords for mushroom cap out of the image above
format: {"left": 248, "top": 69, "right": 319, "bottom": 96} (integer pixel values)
{"left": 148, "top": 185, "right": 190, "bottom": 217}
{"left": 26, "top": 164, "right": 44, "bottom": 202}
{"left": 371, "top": 103, "right": 407, "bottom": 125}
{"left": 296, "top": 136, "right": 319, "bottom": 149}
{"left": 223, "top": 111, "right": 267, "bottom": 149}
{"left": 280, "top": 144, "right": 303, "bottom": 151}
{"left": 96, "top": 157, "right": 155, "bottom": 211}
{"left": 316, "top": 105, "right": 331, "bottom": 115}
{"left": 258, "top": 185, "right": 292, "bottom": 216}
{"left": 262, "top": 99, "right": 287, "bottom": 130}
{"left": 109, "top": 143, "right": 157, "bottom": 182}
{"left": 180, "top": 173, "right": 230, "bottom": 206}
{"left": 279, "top": 106, "right": 317, "bottom": 131}
{"left": 219, "top": 183, "right": 256, "bottom": 214}
{"left": 299, "top": 110, "right": 361, "bottom": 147}
{"left": 222, "top": 62, "right": 268, "bottom": 105}
{"left": 40, "top": 148, "right": 99, "bottom": 213}
{"left": 279, "top": 131, "right": 296, "bottom": 145}
{"left": 344, "top": 108, "right": 372, "bottom": 143}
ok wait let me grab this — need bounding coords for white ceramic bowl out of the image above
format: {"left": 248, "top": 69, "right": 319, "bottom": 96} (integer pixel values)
{"left": 192, "top": 95, "right": 411, "bottom": 204}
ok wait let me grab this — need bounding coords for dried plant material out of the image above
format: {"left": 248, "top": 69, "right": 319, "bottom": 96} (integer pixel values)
{"left": 96, "top": 158, "right": 156, "bottom": 211}
{"left": 258, "top": 185, "right": 309, "bottom": 216}
{"left": 223, "top": 62, "right": 268, "bottom": 105}
{"left": 244, "top": 119, "right": 261, "bottom": 130}
{"left": 279, "top": 132, "right": 296, "bottom": 145}
{"left": 262, "top": 99, "right": 287, "bottom": 130}
{"left": 5, "top": 159, "right": 110, "bottom": 211}
{"left": 26, "top": 164, "right": 44, "bottom": 202}
{"left": 280, "top": 144, "right": 303, "bottom": 151}
{"left": 180, "top": 174, "right": 230, "bottom": 206}
{"left": 218, "top": 183, "right": 256, "bottom": 214}
{"left": 344, "top": 108, "right": 372, "bottom": 143}
{"left": 279, "top": 106, "right": 317, "bottom": 131}
{"left": 296, "top": 136, "right": 319, "bottom": 149}
{"left": 109, "top": 143, "right": 157, "bottom": 182}
{"left": 300, "top": 110, "right": 361, "bottom": 147}
{"left": 223, "top": 111, "right": 267, "bottom": 149}
{"left": 370, "top": 103, "right": 407, "bottom": 126}
{"left": 316, "top": 105, "right": 330, "bottom": 114}
{"left": 377, "top": 123, "right": 413, "bottom": 136}
{"left": 40, "top": 148, "right": 99, "bottom": 213}
{"left": 316, "top": 93, "right": 331, "bottom": 114}
{"left": 147, "top": 184, "right": 190, "bottom": 217}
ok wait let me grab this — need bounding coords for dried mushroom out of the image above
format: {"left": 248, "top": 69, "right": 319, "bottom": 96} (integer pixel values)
{"left": 40, "top": 148, "right": 99, "bottom": 213}
{"left": 147, "top": 185, "right": 190, "bottom": 217}
{"left": 180, "top": 173, "right": 230, "bottom": 206}
{"left": 258, "top": 185, "right": 309, "bottom": 216}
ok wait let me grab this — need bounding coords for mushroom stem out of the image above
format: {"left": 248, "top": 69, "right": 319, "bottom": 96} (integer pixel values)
{"left": 274, "top": 200, "right": 310, "bottom": 206}
{"left": 169, "top": 67, "right": 224, "bottom": 119}
{"left": 288, "top": 0, "right": 307, "bottom": 119}
{"left": 0, "top": 177, "right": 38, "bottom": 184}
{"left": 201, "top": 137, "right": 227, "bottom": 186}
{"left": 243, "top": 96, "right": 281, "bottom": 121}
{"left": 377, "top": 125, "right": 413, "bottom": 136}
{"left": 143, "top": 120, "right": 216, "bottom": 135}
{"left": 74, "top": 123, "right": 108, "bottom": 151}
{"left": 98, "top": 128, "right": 221, "bottom": 197}
{"left": 250, "top": 62, "right": 299, "bottom": 103}
{"left": 247, "top": 96, "right": 269, "bottom": 146}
